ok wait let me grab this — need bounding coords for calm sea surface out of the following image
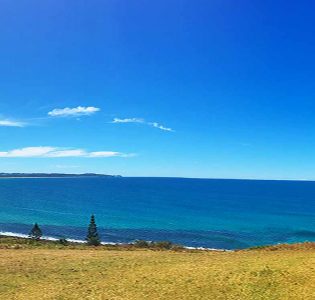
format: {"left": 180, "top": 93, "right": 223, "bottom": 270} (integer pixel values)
{"left": 0, "top": 177, "right": 314, "bottom": 249}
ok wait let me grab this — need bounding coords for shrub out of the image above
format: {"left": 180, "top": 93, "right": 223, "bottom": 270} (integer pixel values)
{"left": 58, "top": 238, "right": 69, "bottom": 246}
{"left": 134, "top": 240, "right": 150, "bottom": 248}
{"left": 152, "top": 241, "right": 173, "bottom": 250}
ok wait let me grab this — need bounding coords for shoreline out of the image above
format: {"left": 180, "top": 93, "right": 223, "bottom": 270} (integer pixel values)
{"left": 1, "top": 232, "right": 315, "bottom": 253}
{"left": 0, "top": 231, "right": 230, "bottom": 251}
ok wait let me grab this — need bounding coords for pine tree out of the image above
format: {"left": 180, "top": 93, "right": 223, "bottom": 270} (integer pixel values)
{"left": 86, "top": 214, "right": 101, "bottom": 246}
{"left": 29, "top": 223, "right": 42, "bottom": 240}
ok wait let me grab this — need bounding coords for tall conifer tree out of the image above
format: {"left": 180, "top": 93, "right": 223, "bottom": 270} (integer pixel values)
{"left": 86, "top": 215, "right": 101, "bottom": 246}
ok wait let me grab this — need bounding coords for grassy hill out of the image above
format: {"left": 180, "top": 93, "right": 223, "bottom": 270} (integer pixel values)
{"left": 1, "top": 237, "right": 315, "bottom": 299}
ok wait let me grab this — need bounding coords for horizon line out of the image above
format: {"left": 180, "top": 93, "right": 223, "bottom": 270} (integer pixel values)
{"left": 0, "top": 172, "right": 314, "bottom": 182}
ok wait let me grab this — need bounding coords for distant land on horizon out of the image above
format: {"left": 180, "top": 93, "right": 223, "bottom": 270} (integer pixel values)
{"left": 0, "top": 174, "right": 313, "bottom": 181}
{"left": 0, "top": 173, "right": 121, "bottom": 178}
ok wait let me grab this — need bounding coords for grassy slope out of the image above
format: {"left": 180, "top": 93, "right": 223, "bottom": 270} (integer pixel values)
{"left": 1, "top": 238, "right": 315, "bottom": 300}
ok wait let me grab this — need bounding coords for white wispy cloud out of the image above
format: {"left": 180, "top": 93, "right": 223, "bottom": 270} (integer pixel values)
{"left": 148, "top": 122, "right": 173, "bottom": 132}
{"left": 112, "top": 118, "right": 174, "bottom": 132}
{"left": 112, "top": 118, "right": 144, "bottom": 124}
{"left": 48, "top": 106, "right": 100, "bottom": 117}
{"left": 0, "top": 119, "right": 26, "bottom": 127}
{"left": 0, "top": 147, "right": 133, "bottom": 158}
{"left": 89, "top": 151, "right": 134, "bottom": 158}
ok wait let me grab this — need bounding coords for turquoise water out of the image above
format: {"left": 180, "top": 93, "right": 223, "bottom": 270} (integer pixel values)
{"left": 0, "top": 177, "right": 314, "bottom": 249}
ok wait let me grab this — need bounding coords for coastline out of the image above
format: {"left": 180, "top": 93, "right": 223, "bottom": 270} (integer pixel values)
{"left": 0, "top": 231, "right": 86, "bottom": 244}
{"left": 0, "top": 231, "right": 230, "bottom": 251}
{"left": 2, "top": 231, "right": 315, "bottom": 253}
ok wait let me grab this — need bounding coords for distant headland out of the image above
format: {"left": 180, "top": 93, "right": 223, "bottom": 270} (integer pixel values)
{"left": 0, "top": 173, "right": 122, "bottom": 178}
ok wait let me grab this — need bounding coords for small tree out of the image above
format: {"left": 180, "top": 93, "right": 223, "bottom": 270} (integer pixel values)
{"left": 29, "top": 223, "right": 42, "bottom": 240}
{"left": 86, "top": 214, "right": 101, "bottom": 246}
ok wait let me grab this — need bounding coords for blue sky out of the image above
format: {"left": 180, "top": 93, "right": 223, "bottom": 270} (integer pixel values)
{"left": 0, "top": 0, "right": 315, "bottom": 179}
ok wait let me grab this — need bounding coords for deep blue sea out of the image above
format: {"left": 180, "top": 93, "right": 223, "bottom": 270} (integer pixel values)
{"left": 0, "top": 177, "right": 315, "bottom": 249}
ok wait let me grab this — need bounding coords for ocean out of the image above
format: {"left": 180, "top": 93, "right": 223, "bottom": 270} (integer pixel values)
{"left": 0, "top": 177, "right": 314, "bottom": 250}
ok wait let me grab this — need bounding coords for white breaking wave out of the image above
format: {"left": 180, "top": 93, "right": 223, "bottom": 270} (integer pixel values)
{"left": 0, "top": 231, "right": 84, "bottom": 243}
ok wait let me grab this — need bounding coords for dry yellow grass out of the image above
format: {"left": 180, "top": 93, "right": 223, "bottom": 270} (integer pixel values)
{"left": 1, "top": 243, "right": 315, "bottom": 299}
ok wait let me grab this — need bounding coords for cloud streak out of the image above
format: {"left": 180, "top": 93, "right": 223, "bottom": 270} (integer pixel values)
{"left": 0, "top": 120, "right": 26, "bottom": 127}
{"left": 112, "top": 118, "right": 144, "bottom": 124}
{"left": 0, "top": 147, "right": 134, "bottom": 158}
{"left": 112, "top": 118, "right": 173, "bottom": 132}
{"left": 149, "top": 122, "right": 173, "bottom": 132}
{"left": 48, "top": 106, "right": 100, "bottom": 117}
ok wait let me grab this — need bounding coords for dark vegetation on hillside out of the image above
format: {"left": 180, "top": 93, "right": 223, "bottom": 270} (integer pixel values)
{"left": 0, "top": 173, "right": 121, "bottom": 178}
